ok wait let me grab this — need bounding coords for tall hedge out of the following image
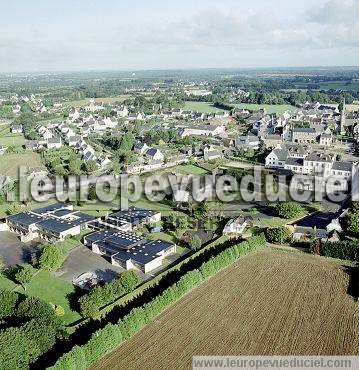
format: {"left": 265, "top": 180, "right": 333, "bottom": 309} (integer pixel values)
{"left": 50, "top": 234, "right": 266, "bottom": 370}
{"left": 322, "top": 240, "right": 359, "bottom": 261}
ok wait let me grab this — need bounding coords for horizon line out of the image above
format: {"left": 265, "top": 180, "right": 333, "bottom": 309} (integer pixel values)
{"left": 1, "top": 65, "right": 359, "bottom": 75}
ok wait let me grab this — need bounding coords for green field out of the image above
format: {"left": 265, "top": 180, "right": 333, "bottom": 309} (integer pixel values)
{"left": 14, "top": 270, "right": 81, "bottom": 324}
{"left": 183, "top": 101, "right": 226, "bottom": 113}
{"left": 0, "top": 274, "right": 17, "bottom": 290}
{"left": 0, "top": 128, "right": 25, "bottom": 148}
{"left": 0, "top": 270, "right": 81, "bottom": 325}
{"left": 129, "top": 198, "right": 174, "bottom": 216}
{"left": 232, "top": 103, "right": 294, "bottom": 114}
{"left": 75, "top": 202, "right": 116, "bottom": 217}
{"left": 294, "top": 80, "right": 359, "bottom": 92}
{"left": 0, "top": 152, "right": 43, "bottom": 178}
{"left": 171, "top": 164, "right": 209, "bottom": 175}
{"left": 63, "top": 95, "right": 131, "bottom": 107}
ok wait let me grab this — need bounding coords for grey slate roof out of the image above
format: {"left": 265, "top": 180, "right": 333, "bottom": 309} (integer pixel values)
{"left": 332, "top": 162, "right": 353, "bottom": 172}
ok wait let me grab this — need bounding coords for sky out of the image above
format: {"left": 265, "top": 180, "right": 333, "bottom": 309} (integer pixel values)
{"left": 0, "top": 0, "right": 358, "bottom": 72}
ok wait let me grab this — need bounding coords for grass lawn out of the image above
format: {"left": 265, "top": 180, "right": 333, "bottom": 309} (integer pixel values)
{"left": 172, "top": 164, "right": 209, "bottom": 175}
{"left": 75, "top": 202, "right": 116, "bottom": 217}
{"left": 183, "top": 101, "right": 227, "bottom": 113}
{"left": 63, "top": 95, "right": 130, "bottom": 108}
{"left": 294, "top": 80, "right": 359, "bottom": 92}
{"left": 232, "top": 103, "right": 294, "bottom": 114}
{"left": 0, "top": 128, "right": 25, "bottom": 147}
{"left": 15, "top": 270, "right": 81, "bottom": 325}
{"left": 0, "top": 274, "right": 17, "bottom": 290}
{"left": 0, "top": 152, "right": 42, "bottom": 178}
{"left": 154, "top": 231, "right": 176, "bottom": 243}
{"left": 129, "top": 198, "right": 174, "bottom": 216}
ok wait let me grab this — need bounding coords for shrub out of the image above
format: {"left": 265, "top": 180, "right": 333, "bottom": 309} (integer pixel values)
{"left": 0, "top": 289, "right": 20, "bottom": 319}
{"left": 265, "top": 227, "right": 292, "bottom": 244}
{"left": 17, "top": 296, "right": 55, "bottom": 320}
{"left": 322, "top": 241, "right": 359, "bottom": 261}
{"left": 188, "top": 235, "right": 202, "bottom": 250}
{"left": 39, "top": 245, "right": 65, "bottom": 271}
{"left": 274, "top": 202, "right": 303, "bottom": 219}
{"left": 14, "top": 264, "right": 36, "bottom": 289}
{"left": 344, "top": 209, "right": 359, "bottom": 237}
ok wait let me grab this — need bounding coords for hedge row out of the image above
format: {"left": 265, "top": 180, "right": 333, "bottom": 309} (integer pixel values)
{"left": 49, "top": 234, "right": 266, "bottom": 370}
{"left": 322, "top": 240, "right": 359, "bottom": 261}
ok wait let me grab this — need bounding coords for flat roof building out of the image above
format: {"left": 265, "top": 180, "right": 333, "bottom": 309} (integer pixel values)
{"left": 7, "top": 202, "right": 96, "bottom": 242}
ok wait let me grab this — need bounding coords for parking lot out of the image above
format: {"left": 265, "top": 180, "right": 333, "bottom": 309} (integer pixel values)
{"left": 56, "top": 245, "right": 147, "bottom": 284}
{"left": 0, "top": 231, "right": 41, "bottom": 267}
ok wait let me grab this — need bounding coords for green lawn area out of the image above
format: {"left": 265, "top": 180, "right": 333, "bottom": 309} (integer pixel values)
{"left": 232, "top": 103, "right": 294, "bottom": 114}
{"left": 172, "top": 164, "right": 209, "bottom": 175}
{"left": 129, "top": 198, "right": 174, "bottom": 216}
{"left": 0, "top": 128, "right": 25, "bottom": 148}
{"left": 74, "top": 201, "right": 116, "bottom": 217}
{"left": 0, "top": 152, "right": 43, "bottom": 178}
{"left": 63, "top": 95, "right": 130, "bottom": 108}
{"left": 0, "top": 274, "right": 17, "bottom": 290}
{"left": 154, "top": 231, "right": 176, "bottom": 243}
{"left": 294, "top": 80, "right": 359, "bottom": 92}
{"left": 14, "top": 270, "right": 81, "bottom": 325}
{"left": 183, "top": 101, "right": 227, "bottom": 113}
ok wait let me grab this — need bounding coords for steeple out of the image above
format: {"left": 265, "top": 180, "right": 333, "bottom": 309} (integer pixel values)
{"left": 340, "top": 98, "right": 346, "bottom": 135}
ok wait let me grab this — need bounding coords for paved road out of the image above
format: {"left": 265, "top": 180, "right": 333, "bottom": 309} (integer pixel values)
{"left": 0, "top": 231, "right": 41, "bottom": 267}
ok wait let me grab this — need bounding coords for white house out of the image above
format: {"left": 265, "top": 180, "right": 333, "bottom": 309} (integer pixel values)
{"left": 134, "top": 142, "right": 149, "bottom": 155}
{"left": 146, "top": 148, "right": 164, "bottom": 161}
{"left": 10, "top": 124, "right": 23, "bottom": 134}
{"left": 47, "top": 137, "right": 62, "bottom": 149}
{"left": 223, "top": 217, "right": 250, "bottom": 235}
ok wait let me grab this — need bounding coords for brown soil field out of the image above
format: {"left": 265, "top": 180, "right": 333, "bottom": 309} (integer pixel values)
{"left": 91, "top": 248, "right": 359, "bottom": 370}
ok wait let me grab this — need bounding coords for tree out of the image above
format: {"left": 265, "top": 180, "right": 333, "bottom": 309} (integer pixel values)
{"left": 82, "top": 160, "right": 98, "bottom": 174}
{"left": 68, "top": 157, "right": 83, "bottom": 176}
{"left": 15, "top": 264, "right": 36, "bottom": 290}
{"left": 345, "top": 209, "right": 359, "bottom": 237}
{"left": 17, "top": 296, "right": 55, "bottom": 320}
{"left": 274, "top": 202, "right": 303, "bottom": 219}
{"left": 265, "top": 227, "right": 292, "bottom": 244}
{"left": 0, "top": 289, "right": 19, "bottom": 319}
{"left": 168, "top": 212, "right": 188, "bottom": 229}
{"left": 188, "top": 235, "right": 202, "bottom": 250}
{"left": 118, "top": 271, "right": 141, "bottom": 293}
{"left": 119, "top": 133, "right": 135, "bottom": 152}
{"left": 39, "top": 245, "right": 65, "bottom": 271}
{"left": 0, "top": 327, "right": 31, "bottom": 369}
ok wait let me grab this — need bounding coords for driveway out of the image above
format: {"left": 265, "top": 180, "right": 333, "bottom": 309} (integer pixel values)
{"left": 55, "top": 245, "right": 125, "bottom": 283}
{"left": 0, "top": 231, "right": 41, "bottom": 267}
{"left": 56, "top": 245, "right": 147, "bottom": 284}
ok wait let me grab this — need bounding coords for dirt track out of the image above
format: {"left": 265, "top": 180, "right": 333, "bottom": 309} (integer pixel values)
{"left": 91, "top": 248, "right": 359, "bottom": 370}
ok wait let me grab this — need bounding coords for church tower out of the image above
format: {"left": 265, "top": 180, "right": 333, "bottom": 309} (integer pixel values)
{"left": 340, "top": 98, "right": 346, "bottom": 136}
